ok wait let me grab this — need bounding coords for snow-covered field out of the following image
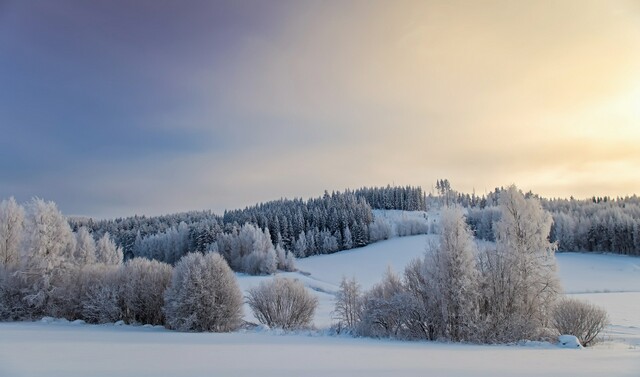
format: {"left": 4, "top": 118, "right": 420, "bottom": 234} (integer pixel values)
{"left": 1, "top": 234, "right": 639, "bottom": 376}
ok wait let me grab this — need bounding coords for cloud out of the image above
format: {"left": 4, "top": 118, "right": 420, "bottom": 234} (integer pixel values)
{"left": 1, "top": 0, "right": 640, "bottom": 217}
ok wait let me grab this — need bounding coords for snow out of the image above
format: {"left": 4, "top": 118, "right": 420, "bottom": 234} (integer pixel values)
{"left": 1, "top": 229, "right": 640, "bottom": 376}
{"left": 558, "top": 335, "right": 583, "bottom": 348}
{"left": 556, "top": 252, "right": 640, "bottom": 293}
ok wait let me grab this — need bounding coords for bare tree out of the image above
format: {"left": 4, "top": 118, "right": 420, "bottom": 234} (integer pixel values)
{"left": 553, "top": 297, "right": 609, "bottom": 347}
{"left": 247, "top": 277, "right": 318, "bottom": 330}
{"left": 333, "top": 276, "right": 362, "bottom": 332}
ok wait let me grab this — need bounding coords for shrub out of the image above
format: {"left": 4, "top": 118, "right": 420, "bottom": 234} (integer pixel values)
{"left": 247, "top": 277, "right": 317, "bottom": 330}
{"left": 163, "top": 253, "right": 243, "bottom": 332}
{"left": 120, "top": 258, "right": 172, "bottom": 325}
{"left": 553, "top": 297, "right": 609, "bottom": 347}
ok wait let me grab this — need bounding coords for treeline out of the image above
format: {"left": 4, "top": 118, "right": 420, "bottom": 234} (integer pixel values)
{"left": 69, "top": 211, "right": 222, "bottom": 260}
{"left": 72, "top": 188, "right": 414, "bottom": 269}
{"left": 221, "top": 191, "right": 374, "bottom": 257}
{"left": 466, "top": 193, "right": 640, "bottom": 256}
{"left": 354, "top": 185, "right": 426, "bottom": 211}
{"left": 543, "top": 196, "right": 640, "bottom": 255}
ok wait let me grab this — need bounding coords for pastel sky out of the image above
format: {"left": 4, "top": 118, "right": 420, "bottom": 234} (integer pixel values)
{"left": 2, "top": 0, "right": 640, "bottom": 218}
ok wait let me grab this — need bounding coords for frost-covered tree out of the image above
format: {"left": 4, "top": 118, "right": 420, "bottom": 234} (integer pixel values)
{"left": 120, "top": 258, "right": 172, "bottom": 325}
{"left": 342, "top": 226, "right": 353, "bottom": 250}
{"left": 333, "top": 276, "right": 362, "bottom": 332}
{"left": 74, "top": 227, "right": 97, "bottom": 266}
{"left": 79, "top": 265, "right": 121, "bottom": 324}
{"left": 0, "top": 197, "right": 24, "bottom": 269}
{"left": 357, "top": 267, "right": 412, "bottom": 338}
{"left": 95, "top": 233, "right": 123, "bottom": 266}
{"left": 425, "top": 207, "right": 479, "bottom": 342}
{"left": 478, "top": 186, "right": 560, "bottom": 342}
{"left": 21, "top": 198, "right": 75, "bottom": 313}
{"left": 247, "top": 277, "right": 318, "bottom": 330}
{"left": 293, "top": 231, "right": 308, "bottom": 258}
{"left": 215, "top": 223, "right": 277, "bottom": 275}
{"left": 163, "top": 253, "right": 243, "bottom": 332}
{"left": 275, "top": 244, "right": 296, "bottom": 271}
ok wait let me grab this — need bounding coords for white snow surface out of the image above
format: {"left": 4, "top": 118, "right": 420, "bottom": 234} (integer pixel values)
{"left": 2, "top": 222, "right": 640, "bottom": 376}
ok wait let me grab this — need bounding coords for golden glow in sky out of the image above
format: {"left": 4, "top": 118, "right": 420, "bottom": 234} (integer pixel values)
{"left": 2, "top": 0, "right": 640, "bottom": 216}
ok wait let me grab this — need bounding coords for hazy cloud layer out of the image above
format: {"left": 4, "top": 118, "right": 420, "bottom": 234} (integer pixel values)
{"left": 1, "top": 0, "right": 639, "bottom": 217}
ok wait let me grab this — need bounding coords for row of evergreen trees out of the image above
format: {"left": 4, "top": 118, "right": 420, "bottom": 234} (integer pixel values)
{"left": 354, "top": 185, "right": 426, "bottom": 211}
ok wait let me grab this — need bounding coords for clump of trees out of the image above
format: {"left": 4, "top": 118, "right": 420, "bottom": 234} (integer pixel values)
{"left": 247, "top": 277, "right": 318, "bottom": 330}
{"left": 0, "top": 197, "right": 245, "bottom": 334}
{"left": 335, "top": 187, "right": 582, "bottom": 344}
{"left": 213, "top": 223, "right": 294, "bottom": 275}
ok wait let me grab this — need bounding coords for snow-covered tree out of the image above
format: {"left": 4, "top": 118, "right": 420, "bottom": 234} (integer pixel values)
{"left": 342, "top": 226, "right": 353, "bottom": 250}
{"left": 21, "top": 198, "right": 75, "bottom": 312}
{"left": 163, "top": 253, "right": 243, "bottom": 332}
{"left": 0, "top": 197, "right": 24, "bottom": 269}
{"left": 74, "top": 227, "right": 97, "bottom": 266}
{"left": 275, "top": 244, "right": 296, "bottom": 271}
{"left": 424, "top": 207, "right": 480, "bottom": 341}
{"left": 293, "top": 231, "right": 308, "bottom": 258}
{"left": 95, "top": 233, "right": 123, "bottom": 266}
{"left": 478, "top": 186, "right": 560, "bottom": 342}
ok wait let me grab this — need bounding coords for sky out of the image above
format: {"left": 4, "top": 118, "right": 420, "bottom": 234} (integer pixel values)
{"left": 1, "top": 0, "right": 640, "bottom": 218}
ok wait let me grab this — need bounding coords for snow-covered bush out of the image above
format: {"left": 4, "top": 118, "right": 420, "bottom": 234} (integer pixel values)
{"left": 164, "top": 253, "right": 243, "bottom": 332}
{"left": 332, "top": 276, "right": 362, "bottom": 332}
{"left": 79, "top": 265, "right": 122, "bottom": 324}
{"left": 120, "top": 258, "right": 172, "bottom": 325}
{"left": 553, "top": 297, "right": 608, "bottom": 347}
{"left": 395, "top": 218, "right": 429, "bottom": 237}
{"left": 369, "top": 217, "right": 392, "bottom": 242}
{"left": 247, "top": 277, "right": 317, "bottom": 330}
